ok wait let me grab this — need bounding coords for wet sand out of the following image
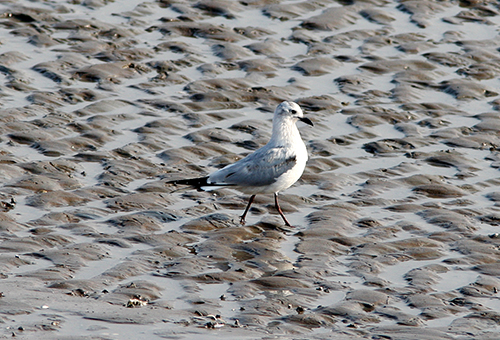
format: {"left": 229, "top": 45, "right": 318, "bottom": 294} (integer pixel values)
{"left": 1, "top": 0, "right": 500, "bottom": 339}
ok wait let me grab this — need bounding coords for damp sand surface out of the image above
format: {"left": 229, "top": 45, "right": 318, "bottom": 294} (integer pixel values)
{"left": 1, "top": 0, "right": 500, "bottom": 339}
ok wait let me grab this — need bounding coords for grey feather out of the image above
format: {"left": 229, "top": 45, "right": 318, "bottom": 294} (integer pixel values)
{"left": 208, "top": 146, "right": 297, "bottom": 187}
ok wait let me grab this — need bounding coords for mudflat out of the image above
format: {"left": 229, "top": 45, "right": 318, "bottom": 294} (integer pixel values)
{"left": 1, "top": 0, "right": 500, "bottom": 339}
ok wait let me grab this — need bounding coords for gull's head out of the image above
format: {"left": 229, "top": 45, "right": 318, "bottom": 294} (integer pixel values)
{"left": 275, "top": 101, "right": 313, "bottom": 126}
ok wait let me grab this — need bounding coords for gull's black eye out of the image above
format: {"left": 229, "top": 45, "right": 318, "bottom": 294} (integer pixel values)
{"left": 290, "top": 109, "right": 297, "bottom": 114}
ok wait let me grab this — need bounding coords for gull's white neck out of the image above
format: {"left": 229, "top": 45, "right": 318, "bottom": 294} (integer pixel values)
{"left": 269, "top": 116, "right": 301, "bottom": 146}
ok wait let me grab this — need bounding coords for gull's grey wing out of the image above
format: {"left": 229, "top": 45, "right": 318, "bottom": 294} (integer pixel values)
{"left": 208, "top": 146, "right": 296, "bottom": 187}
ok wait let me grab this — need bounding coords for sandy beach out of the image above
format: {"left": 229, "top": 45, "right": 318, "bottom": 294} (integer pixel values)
{"left": 1, "top": 0, "right": 500, "bottom": 339}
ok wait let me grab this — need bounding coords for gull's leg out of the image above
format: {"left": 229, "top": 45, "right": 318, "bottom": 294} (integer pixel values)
{"left": 274, "top": 193, "right": 291, "bottom": 227}
{"left": 240, "top": 195, "right": 256, "bottom": 225}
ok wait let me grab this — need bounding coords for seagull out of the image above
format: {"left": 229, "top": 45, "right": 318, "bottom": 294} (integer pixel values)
{"left": 168, "top": 101, "right": 313, "bottom": 226}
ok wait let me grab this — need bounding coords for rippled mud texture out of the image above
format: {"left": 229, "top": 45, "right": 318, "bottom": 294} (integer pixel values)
{"left": 1, "top": 0, "right": 500, "bottom": 339}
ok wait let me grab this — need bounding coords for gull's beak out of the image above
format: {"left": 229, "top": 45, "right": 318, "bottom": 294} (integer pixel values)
{"left": 299, "top": 117, "right": 313, "bottom": 126}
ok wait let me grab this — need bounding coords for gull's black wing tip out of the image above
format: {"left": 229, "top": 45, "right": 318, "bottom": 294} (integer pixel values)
{"left": 167, "top": 176, "right": 209, "bottom": 190}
